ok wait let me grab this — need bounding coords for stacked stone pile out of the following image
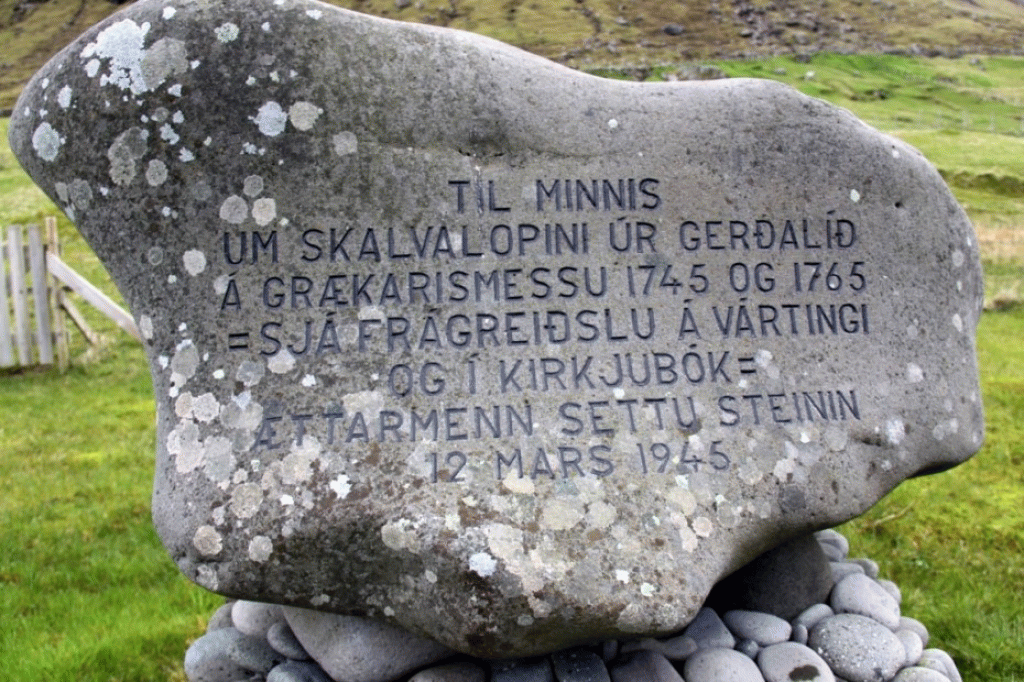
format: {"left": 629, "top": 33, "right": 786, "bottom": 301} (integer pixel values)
{"left": 185, "top": 530, "right": 963, "bottom": 682}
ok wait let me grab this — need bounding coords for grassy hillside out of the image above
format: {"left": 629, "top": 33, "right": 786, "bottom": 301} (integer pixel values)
{"left": 3, "top": 0, "right": 1024, "bottom": 110}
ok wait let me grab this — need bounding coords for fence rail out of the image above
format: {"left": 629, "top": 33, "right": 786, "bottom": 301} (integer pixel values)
{"left": 1, "top": 218, "right": 139, "bottom": 371}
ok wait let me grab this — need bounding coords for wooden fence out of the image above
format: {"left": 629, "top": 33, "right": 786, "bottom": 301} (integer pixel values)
{"left": 1, "top": 217, "right": 140, "bottom": 371}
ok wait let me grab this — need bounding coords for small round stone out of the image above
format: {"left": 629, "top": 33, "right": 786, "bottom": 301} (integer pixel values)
{"left": 816, "top": 530, "right": 849, "bottom": 561}
{"left": 724, "top": 610, "right": 792, "bottom": 646}
{"left": 551, "top": 648, "right": 611, "bottom": 682}
{"left": 683, "top": 648, "right": 765, "bottom": 682}
{"left": 609, "top": 650, "right": 683, "bottom": 682}
{"left": 793, "top": 604, "right": 834, "bottom": 631}
{"left": 682, "top": 608, "right": 736, "bottom": 650}
{"left": 791, "top": 624, "right": 809, "bottom": 645}
{"left": 899, "top": 617, "right": 930, "bottom": 647}
{"left": 206, "top": 601, "right": 236, "bottom": 632}
{"left": 829, "top": 562, "right": 866, "bottom": 583}
{"left": 232, "top": 600, "right": 285, "bottom": 638}
{"left": 737, "top": 639, "right": 761, "bottom": 659}
{"left": 918, "top": 649, "right": 962, "bottom": 682}
{"left": 809, "top": 614, "right": 905, "bottom": 682}
{"left": 877, "top": 579, "right": 902, "bottom": 604}
{"left": 850, "top": 558, "right": 879, "bottom": 579}
{"left": 897, "top": 628, "right": 924, "bottom": 667}
{"left": 829, "top": 573, "right": 901, "bottom": 630}
{"left": 891, "top": 667, "right": 951, "bottom": 682}
{"left": 758, "top": 642, "right": 835, "bottom": 682}
{"left": 268, "top": 660, "right": 335, "bottom": 682}
{"left": 410, "top": 662, "right": 488, "bottom": 682}
{"left": 184, "top": 628, "right": 258, "bottom": 682}
{"left": 267, "top": 621, "right": 310, "bottom": 660}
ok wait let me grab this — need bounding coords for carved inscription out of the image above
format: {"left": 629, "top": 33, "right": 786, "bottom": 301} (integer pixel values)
{"left": 218, "top": 177, "right": 869, "bottom": 483}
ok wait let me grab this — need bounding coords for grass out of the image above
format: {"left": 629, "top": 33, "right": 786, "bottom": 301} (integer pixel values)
{"left": 1, "top": 52, "right": 1024, "bottom": 680}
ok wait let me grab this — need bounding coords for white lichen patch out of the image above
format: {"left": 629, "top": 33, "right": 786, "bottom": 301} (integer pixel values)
{"left": 615, "top": 569, "right": 630, "bottom": 584}
{"left": 305, "top": 9, "right": 324, "bottom": 19}
{"left": 381, "top": 518, "right": 419, "bottom": 552}
{"left": 243, "top": 175, "right": 264, "bottom": 196}
{"left": 951, "top": 249, "right": 965, "bottom": 268}
{"left": 230, "top": 482, "right": 264, "bottom": 519}
{"left": 32, "top": 122, "right": 62, "bottom": 161}
{"left": 255, "top": 101, "right": 288, "bottom": 136}
{"left": 191, "top": 392, "right": 221, "bottom": 423}
{"left": 170, "top": 339, "right": 200, "bottom": 383}
{"left": 215, "top": 22, "right": 240, "bottom": 43}
{"left": 248, "top": 535, "right": 273, "bottom": 562}
{"left": 57, "top": 85, "right": 73, "bottom": 109}
{"left": 107, "top": 126, "right": 149, "bottom": 185}
{"left": 183, "top": 249, "right": 207, "bottom": 276}
{"left": 289, "top": 101, "right": 322, "bottom": 130}
{"left": 267, "top": 349, "right": 297, "bottom": 374}
{"left": 301, "top": 374, "right": 317, "bottom": 387}
{"left": 193, "top": 525, "right": 223, "bottom": 556}
{"left": 541, "top": 498, "right": 584, "bottom": 531}
{"left": 145, "top": 159, "right": 168, "bottom": 186}
{"left": 163, "top": 6, "right": 177, "bottom": 19}
{"left": 236, "top": 361, "right": 265, "bottom": 387}
{"left": 196, "top": 564, "right": 219, "bottom": 591}
{"left": 329, "top": 475, "right": 351, "bottom": 499}
{"left": 584, "top": 500, "right": 617, "bottom": 529}
{"left": 469, "top": 552, "right": 497, "bottom": 577}
{"left": 168, "top": 421, "right": 201, "bottom": 473}
{"left": 280, "top": 437, "right": 321, "bottom": 485}
{"left": 691, "top": 516, "right": 714, "bottom": 538}
{"left": 252, "top": 197, "right": 277, "bottom": 226}
{"left": 952, "top": 313, "right": 963, "bottom": 333}
{"left": 885, "top": 419, "right": 906, "bottom": 445}
{"left": 906, "top": 363, "right": 924, "bottom": 383}
{"left": 220, "top": 195, "right": 249, "bottom": 224}
{"left": 138, "top": 314, "right": 154, "bottom": 340}
{"left": 849, "top": 189, "right": 861, "bottom": 203}
{"left": 141, "top": 37, "right": 188, "bottom": 90}
{"left": 80, "top": 19, "right": 151, "bottom": 94}
{"left": 333, "top": 131, "right": 358, "bottom": 156}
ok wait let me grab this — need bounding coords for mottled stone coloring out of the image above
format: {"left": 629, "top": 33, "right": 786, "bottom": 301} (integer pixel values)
{"left": 9, "top": 0, "right": 983, "bottom": 658}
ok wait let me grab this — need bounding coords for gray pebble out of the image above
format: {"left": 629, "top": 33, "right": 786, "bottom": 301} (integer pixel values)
{"left": 899, "top": 617, "right": 930, "bottom": 647}
{"left": 225, "top": 628, "right": 282, "bottom": 673}
{"left": 207, "top": 602, "right": 237, "bottom": 632}
{"left": 736, "top": 639, "right": 761, "bottom": 659}
{"left": 724, "top": 610, "right": 792, "bottom": 645}
{"left": 829, "top": 573, "right": 901, "bottom": 630}
{"left": 682, "top": 607, "right": 736, "bottom": 650}
{"left": 816, "top": 530, "right": 849, "bottom": 561}
{"left": 877, "top": 579, "right": 901, "bottom": 604}
{"left": 829, "top": 562, "right": 866, "bottom": 583}
{"left": 793, "top": 604, "right": 834, "bottom": 631}
{"left": 757, "top": 642, "right": 835, "bottom": 682}
{"left": 897, "top": 628, "right": 924, "bottom": 667}
{"left": 809, "top": 614, "right": 905, "bottom": 682}
{"left": 891, "top": 667, "right": 950, "bottom": 682}
{"left": 619, "top": 635, "right": 697, "bottom": 661}
{"left": 791, "top": 624, "right": 809, "bottom": 645}
{"left": 662, "top": 24, "right": 685, "bottom": 36}
{"left": 284, "top": 607, "right": 454, "bottom": 682}
{"left": 551, "top": 648, "right": 611, "bottom": 682}
{"left": 492, "top": 658, "right": 555, "bottom": 682}
{"left": 608, "top": 650, "right": 683, "bottom": 682}
{"left": 918, "top": 649, "right": 962, "bottom": 682}
{"left": 683, "top": 648, "right": 765, "bottom": 682}
{"left": 267, "top": 660, "right": 334, "bottom": 682}
{"left": 267, "top": 621, "right": 309, "bottom": 661}
{"left": 232, "top": 600, "right": 285, "bottom": 639}
{"left": 850, "top": 558, "right": 880, "bottom": 579}
{"left": 184, "top": 629, "right": 262, "bottom": 682}
{"left": 601, "top": 641, "right": 619, "bottom": 662}
{"left": 410, "top": 662, "right": 488, "bottom": 682}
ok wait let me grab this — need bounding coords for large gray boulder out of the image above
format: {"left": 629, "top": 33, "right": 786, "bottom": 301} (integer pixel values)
{"left": 8, "top": 0, "right": 983, "bottom": 658}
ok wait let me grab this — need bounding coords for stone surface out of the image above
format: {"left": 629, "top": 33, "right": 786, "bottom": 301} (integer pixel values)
{"left": 550, "top": 648, "right": 612, "bottom": 682}
{"left": 683, "top": 648, "right": 765, "bottom": 682}
{"left": 410, "top": 662, "right": 488, "bottom": 682}
{"left": 829, "top": 573, "right": 901, "bottom": 630}
{"left": 808, "top": 614, "right": 906, "bottom": 682}
{"left": 266, "top": 620, "right": 310, "bottom": 660}
{"left": 706, "top": 534, "right": 834, "bottom": 620}
{"left": 8, "top": 0, "right": 984, "bottom": 658}
{"left": 757, "top": 642, "right": 835, "bottom": 682}
{"left": 608, "top": 651, "right": 683, "bottom": 682}
{"left": 722, "top": 610, "right": 792, "bottom": 646}
{"left": 682, "top": 608, "right": 736, "bottom": 651}
{"left": 267, "top": 660, "right": 335, "bottom": 682}
{"left": 283, "top": 606, "right": 454, "bottom": 682}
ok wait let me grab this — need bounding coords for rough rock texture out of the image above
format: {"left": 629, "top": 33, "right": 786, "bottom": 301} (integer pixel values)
{"left": 9, "top": 0, "right": 983, "bottom": 658}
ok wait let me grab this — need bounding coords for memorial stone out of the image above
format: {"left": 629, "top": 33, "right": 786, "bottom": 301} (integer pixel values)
{"left": 8, "top": 0, "right": 984, "bottom": 659}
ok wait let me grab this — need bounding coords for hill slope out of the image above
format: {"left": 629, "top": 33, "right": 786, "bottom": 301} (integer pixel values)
{"left": 3, "top": 0, "right": 1024, "bottom": 110}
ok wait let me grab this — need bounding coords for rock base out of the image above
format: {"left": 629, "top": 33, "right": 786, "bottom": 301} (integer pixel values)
{"left": 184, "top": 530, "right": 963, "bottom": 682}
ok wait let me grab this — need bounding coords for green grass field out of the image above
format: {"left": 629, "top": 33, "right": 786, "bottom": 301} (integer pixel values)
{"left": 1, "top": 53, "right": 1023, "bottom": 680}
